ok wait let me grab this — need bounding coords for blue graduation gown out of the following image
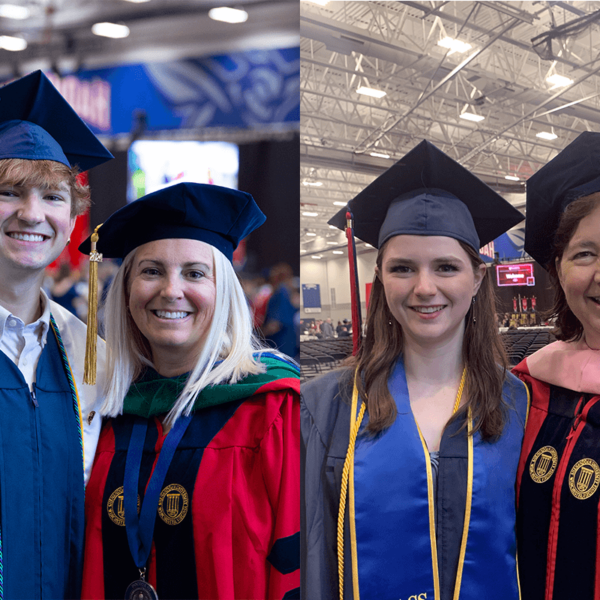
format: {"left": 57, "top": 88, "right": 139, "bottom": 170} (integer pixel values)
{"left": 0, "top": 323, "right": 84, "bottom": 599}
{"left": 301, "top": 365, "right": 528, "bottom": 600}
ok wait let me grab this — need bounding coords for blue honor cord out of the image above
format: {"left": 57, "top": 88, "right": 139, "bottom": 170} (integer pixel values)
{"left": 123, "top": 414, "right": 193, "bottom": 570}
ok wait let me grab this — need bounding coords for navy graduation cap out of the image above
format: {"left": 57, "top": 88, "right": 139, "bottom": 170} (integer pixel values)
{"left": 79, "top": 182, "right": 265, "bottom": 385}
{"left": 79, "top": 182, "right": 266, "bottom": 263}
{"left": 525, "top": 131, "right": 600, "bottom": 268}
{"left": 0, "top": 70, "right": 113, "bottom": 171}
{"left": 328, "top": 140, "right": 524, "bottom": 251}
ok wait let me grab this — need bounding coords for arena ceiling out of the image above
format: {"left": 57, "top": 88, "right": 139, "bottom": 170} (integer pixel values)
{"left": 0, "top": 0, "right": 298, "bottom": 75}
{"left": 300, "top": 0, "right": 600, "bottom": 255}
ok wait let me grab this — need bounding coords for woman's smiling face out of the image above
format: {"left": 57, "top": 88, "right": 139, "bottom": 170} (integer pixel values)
{"left": 378, "top": 235, "right": 485, "bottom": 350}
{"left": 557, "top": 204, "right": 600, "bottom": 349}
{"left": 128, "top": 238, "right": 216, "bottom": 371}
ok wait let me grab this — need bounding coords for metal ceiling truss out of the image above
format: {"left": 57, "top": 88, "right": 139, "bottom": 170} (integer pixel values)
{"left": 300, "top": 0, "right": 600, "bottom": 252}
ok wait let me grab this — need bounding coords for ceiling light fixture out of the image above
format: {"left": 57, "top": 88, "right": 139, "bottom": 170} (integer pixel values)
{"left": 302, "top": 180, "right": 323, "bottom": 187}
{"left": 370, "top": 151, "right": 390, "bottom": 159}
{"left": 505, "top": 175, "right": 520, "bottom": 181}
{"left": 437, "top": 36, "right": 472, "bottom": 54}
{"left": 302, "top": 212, "right": 318, "bottom": 217}
{"left": 306, "top": 232, "right": 317, "bottom": 236}
{"left": 326, "top": 241, "right": 338, "bottom": 245}
{"left": 328, "top": 225, "right": 337, "bottom": 229}
{"left": 546, "top": 74, "right": 573, "bottom": 88}
{"left": 333, "top": 201, "right": 346, "bottom": 206}
{"left": 92, "top": 22, "right": 130, "bottom": 38}
{"left": 301, "top": 0, "right": 329, "bottom": 4}
{"left": 460, "top": 112, "right": 485, "bottom": 122}
{"left": 311, "top": 255, "right": 323, "bottom": 259}
{"left": 536, "top": 131, "right": 558, "bottom": 141}
{"left": 333, "top": 250, "right": 344, "bottom": 254}
{"left": 208, "top": 7, "right": 248, "bottom": 23}
{"left": 356, "top": 85, "right": 386, "bottom": 99}
{"left": 0, "top": 35, "right": 26, "bottom": 50}
{"left": 0, "top": 4, "right": 29, "bottom": 19}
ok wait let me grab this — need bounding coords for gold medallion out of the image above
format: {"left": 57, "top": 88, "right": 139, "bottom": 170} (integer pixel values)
{"left": 158, "top": 484, "right": 189, "bottom": 526}
{"left": 529, "top": 446, "right": 558, "bottom": 484}
{"left": 107, "top": 486, "right": 140, "bottom": 526}
{"left": 569, "top": 458, "right": 600, "bottom": 500}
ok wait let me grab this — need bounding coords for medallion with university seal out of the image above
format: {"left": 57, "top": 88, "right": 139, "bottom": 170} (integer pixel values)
{"left": 158, "top": 483, "right": 189, "bottom": 525}
{"left": 107, "top": 486, "right": 141, "bottom": 526}
{"left": 529, "top": 446, "right": 558, "bottom": 484}
{"left": 569, "top": 458, "right": 600, "bottom": 500}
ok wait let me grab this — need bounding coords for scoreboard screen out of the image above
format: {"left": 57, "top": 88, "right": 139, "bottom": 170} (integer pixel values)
{"left": 496, "top": 263, "right": 535, "bottom": 287}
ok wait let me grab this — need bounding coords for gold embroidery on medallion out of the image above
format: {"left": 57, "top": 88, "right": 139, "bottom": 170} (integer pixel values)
{"left": 569, "top": 458, "right": 600, "bottom": 500}
{"left": 107, "top": 486, "right": 140, "bottom": 526}
{"left": 529, "top": 446, "right": 558, "bottom": 483}
{"left": 158, "top": 484, "right": 189, "bottom": 525}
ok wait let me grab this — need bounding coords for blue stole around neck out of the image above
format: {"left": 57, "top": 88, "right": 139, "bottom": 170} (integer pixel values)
{"left": 349, "top": 359, "right": 527, "bottom": 600}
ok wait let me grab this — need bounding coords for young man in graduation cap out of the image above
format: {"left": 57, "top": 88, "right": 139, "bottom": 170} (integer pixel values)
{"left": 0, "top": 70, "right": 112, "bottom": 598}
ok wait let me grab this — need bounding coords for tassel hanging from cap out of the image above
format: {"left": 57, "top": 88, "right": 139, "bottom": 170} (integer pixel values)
{"left": 345, "top": 210, "right": 363, "bottom": 356}
{"left": 84, "top": 224, "right": 103, "bottom": 385}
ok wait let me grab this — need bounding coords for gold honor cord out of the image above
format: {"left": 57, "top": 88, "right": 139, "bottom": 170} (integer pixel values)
{"left": 337, "top": 366, "right": 467, "bottom": 600}
{"left": 338, "top": 371, "right": 365, "bottom": 600}
{"left": 84, "top": 224, "right": 103, "bottom": 385}
{"left": 452, "top": 406, "right": 473, "bottom": 600}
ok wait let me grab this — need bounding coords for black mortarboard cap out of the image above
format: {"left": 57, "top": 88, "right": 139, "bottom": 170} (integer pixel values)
{"left": 525, "top": 131, "right": 600, "bottom": 268}
{"left": 0, "top": 70, "right": 113, "bottom": 171}
{"left": 79, "top": 182, "right": 266, "bottom": 262}
{"left": 328, "top": 140, "right": 524, "bottom": 250}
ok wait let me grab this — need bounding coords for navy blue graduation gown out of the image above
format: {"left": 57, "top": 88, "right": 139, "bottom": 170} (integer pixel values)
{"left": 0, "top": 324, "right": 84, "bottom": 599}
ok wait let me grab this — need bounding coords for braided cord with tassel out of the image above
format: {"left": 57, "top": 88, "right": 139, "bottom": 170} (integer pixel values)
{"left": 84, "top": 224, "right": 103, "bottom": 385}
{"left": 337, "top": 371, "right": 366, "bottom": 600}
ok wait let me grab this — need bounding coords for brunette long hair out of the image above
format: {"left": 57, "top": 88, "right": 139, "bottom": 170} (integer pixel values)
{"left": 349, "top": 240, "right": 508, "bottom": 440}
{"left": 546, "top": 192, "right": 600, "bottom": 341}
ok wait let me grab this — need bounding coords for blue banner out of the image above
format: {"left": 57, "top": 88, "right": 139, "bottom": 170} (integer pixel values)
{"left": 302, "top": 284, "right": 321, "bottom": 314}
{"left": 30, "top": 47, "right": 299, "bottom": 136}
{"left": 480, "top": 226, "right": 527, "bottom": 263}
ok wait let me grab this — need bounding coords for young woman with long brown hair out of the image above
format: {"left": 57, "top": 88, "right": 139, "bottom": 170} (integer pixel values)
{"left": 301, "top": 140, "right": 529, "bottom": 600}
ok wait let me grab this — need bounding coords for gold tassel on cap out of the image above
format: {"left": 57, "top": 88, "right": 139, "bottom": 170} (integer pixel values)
{"left": 84, "top": 224, "right": 103, "bottom": 385}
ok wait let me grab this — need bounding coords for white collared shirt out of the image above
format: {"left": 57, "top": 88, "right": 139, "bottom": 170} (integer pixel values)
{"left": 0, "top": 290, "right": 51, "bottom": 389}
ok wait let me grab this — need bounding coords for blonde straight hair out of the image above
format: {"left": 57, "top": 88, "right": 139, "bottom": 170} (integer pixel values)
{"left": 101, "top": 243, "right": 268, "bottom": 426}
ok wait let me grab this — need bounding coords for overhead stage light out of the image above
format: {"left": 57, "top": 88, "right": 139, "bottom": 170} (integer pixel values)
{"left": 208, "top": 7, "right": 248, "bottom": 24}
{"left": 333, "top": 250, "right": 344, "bottom": 254}
{"left": 92, "top": 22, "right": 130, "bottom": 38}
{"left": 437, "top": 36, "right": 472, "bottom": 54}
{"left": 460, "top": 112, "right": 484, "bottom": 122}
{"left": 505, "top": 175, "right": 520, "bottom": 181}
{"left": 306, "top": 232, "right": 317, "bottom": 236}
{"left": 370, "top": 151, "right": 390, "bottom": 159}
{"left": 546, "top": 74, "right": 573, "bottom": 88}
{"left": 302, "top": 181, "right": 323, "bottom": 187}
{"left": 0, "top": 4, "right": 29, "bottom": 19}
{"left": 536, "top": 131, "right": 558, "bottom": 141}
{"left": 356, "top": 86, "right": 386, "bottom": 99}
{"left": 302, "top": 212, "right": 318, "bottom": 217}
{"left": 0, "top": 35, "right": 26, "bottom": 50}
{"left": 333, "top": 201, "right": 346, "bottom": 206}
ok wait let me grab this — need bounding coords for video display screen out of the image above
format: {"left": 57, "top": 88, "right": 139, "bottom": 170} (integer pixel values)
{"left": 496, "top": 263, "right": 535, "bottom": 287}
{"left": 128, "top": 140, "right": 239, "bottom": 202}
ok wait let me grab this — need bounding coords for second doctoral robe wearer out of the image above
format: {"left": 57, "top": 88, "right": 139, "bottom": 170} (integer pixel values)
{"left": 514, "top": 339, "right": 600, "bottom": 600}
